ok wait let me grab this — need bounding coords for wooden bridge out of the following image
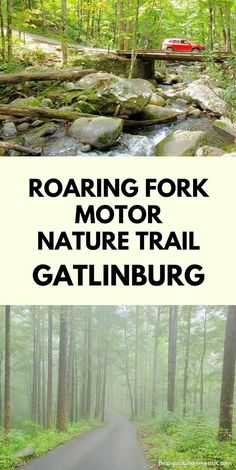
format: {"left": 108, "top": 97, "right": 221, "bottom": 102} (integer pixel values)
{"left": 117, "top": 49, "right": 234, "bottom": 78}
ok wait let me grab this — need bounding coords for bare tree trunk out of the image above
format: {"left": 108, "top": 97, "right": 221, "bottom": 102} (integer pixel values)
{"left": 123, "top": 316, "right": 134, "bottom": 418}
{"left": 183, "top": 308, "right": 191, "bottom": 416}
{"left": 200, "top": 310, "right": 207, "bottom": 412}
{"left": 118, "top": 0, "right": 125, "bottom": 50}
{"left": 56, "top": 308, "right": 68, "bottom": 431}
{"left": 0, "top": 0, "right": 5, "bottom": 60}
{"left": 151, "top": 307, "right": 160, "bottom": 417}
{"left": 6, "top": 0, "right": 12, "bottom": 61}
{"left": 86, "top": 313, "right": 92, "bottom": 418}
{"left": 134, "top": 307, "right": 139, "bottom": 417}
{"left": 167, "top": 306, "right": 178, "bottom": 413}
{"left": 61, "top": 0, "right": 68, "bottom": 65}
{"left": 4, "top": 306, "right": 11, "bottom": 435}
{"left": 47, "top": 308, "right": 53, "bottom": 427}
{"left": 218, "top": 306, "right": 236, "bottom": 440}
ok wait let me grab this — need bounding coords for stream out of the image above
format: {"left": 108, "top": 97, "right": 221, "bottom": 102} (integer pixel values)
{"left": 43, "top": 114, "right": 234, "bottom": 157}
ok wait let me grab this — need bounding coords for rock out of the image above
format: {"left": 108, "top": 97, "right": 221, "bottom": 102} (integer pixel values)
{"left": 150, "top": 93, "right": 166, "bottom": 107}
{"left": 188, "top": 106, "right": 201, "bottom": 117}
{"left": 23, "top": 123, "right": 58, "bottom": 146}
{"left": 213, "top": 118, "right": 236, "bottom": 141}
{"left": 77, "top": 72, "right": 120, "bottom": 91}
{"left": 43, "top": 137, "right": 81, "bottom": 156}
{"left": 68, "top": 116, "right": 123, "bottom": 149}
{"left": 222, "top": 152, "right": 236, "bottom": 157}
{"left": 93, "top": 78, "right": 152, "bottom": 115}
{"left": 32, "top": 120, "right": 44, "bottom": 128}
{"left": 136, "top": 105, "right": 179, "bottom": 122}
{"left": 74, "top": 101, "right": 97, "bottom": 114}
{"left": 195, "top": 146, "right": 225, "bottom": 156}
{"left": 155, "top": 71, "right": 165, "bottom": 83}
{"left": 17, "top": 122, "right": 30, "bottom": 132}
{"left": 155, "top": 130, "right": 207, "bottom": 156}
{"left": 41, "top": 98, "right": 53, "bottom": 108}
{"left": 1, "top": 121, "right": 17, "bottom": 138}
{"left": 179, "top": 79, "right": 227, "bottom": 115}
{"left": 63, "top": 82, "right": 77, "bottom": 90}
{"left": 10, "top": 96, "right": 41, "bottom": 107}
{"left": 15, "top": 446, "right": 35, "bottom": 458}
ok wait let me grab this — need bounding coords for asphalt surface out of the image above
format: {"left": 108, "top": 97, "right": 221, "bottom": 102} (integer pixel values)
{"left": 19, "top": 415, "right": 148, "bottom": 470}
{"left": 11, "top": 29, "right": 114, "bottom": 53}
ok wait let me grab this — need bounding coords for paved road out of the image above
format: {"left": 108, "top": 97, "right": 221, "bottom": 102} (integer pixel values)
{"left": 11, "top": 29, "right": 115, "bottom": 54}
{"left": 19, "top": 415, "right": 148, "bottom": 470}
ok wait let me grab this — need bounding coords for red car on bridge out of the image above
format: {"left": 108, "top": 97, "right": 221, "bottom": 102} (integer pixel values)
{"left": 162, "top": 38, "right": 205, "bottom": 52}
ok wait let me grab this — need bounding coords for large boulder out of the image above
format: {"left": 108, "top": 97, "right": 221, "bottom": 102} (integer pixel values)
{"left": 68, "top": 116, "right": 123, "bottom": 149}
{"left": 179, "top": 79, "right": 227, "bottom": 115}
{"left": 93, "top": 78, "right": 152, "bottom": 115}
{"left": 213, "top": 118, "right": 236, "bottom": 140}
{"left": 9, "top": 96, "right": 41, "bottom": 107}
{"left": 155, "top": 130, "right": 207, "bottom": 156}
{"left": 76, "top": 72, "right": 120, "bottom": 91}
{"left": 195, "top": 146, "right": 225, "bottom": 157}
{"left": 136, "top": 105, "right": 179, "bottom": 122}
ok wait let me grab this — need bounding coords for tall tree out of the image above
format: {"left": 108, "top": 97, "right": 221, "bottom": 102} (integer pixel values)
{"left": 183, "top": 308, "right": 192, "bottom": 416}
{"left": 56, "top": 308, "right": 68, "bottom": 431}
{"left": 4, "top": 305, "right": 11, "bottom": 435}
{"left": 46, "top": 308, "right": 53, "bottom": 428}
{"left": 218, "top": 305, "right": 236, "bottom": 440}
{"left": 167, "top": 305, "right": 178, "bottom": 413}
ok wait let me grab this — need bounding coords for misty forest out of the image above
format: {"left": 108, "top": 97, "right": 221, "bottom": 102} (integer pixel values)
{"left": 0, "top": 305, "right": 236, "bottom": 469}
{"left": 0, "top": 1, "right": 235, "bottom": 156}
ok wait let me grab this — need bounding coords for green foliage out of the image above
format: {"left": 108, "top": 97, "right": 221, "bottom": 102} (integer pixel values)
{"left": 140, "top": 415, "right": 236, "bottom": 469}
{"left": 0, "top": 419, "right": 100, "bottom": 470}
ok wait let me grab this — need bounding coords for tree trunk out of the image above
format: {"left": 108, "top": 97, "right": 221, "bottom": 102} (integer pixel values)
{"left": 151, "top": 307, "right": 160, "bottom": 417}
{"left": 6, "top": 0, "right": 12, "bottom": 61}
{"left": 56, "top": 308, "right": 68, "bottom": 431}
{"left": 167, "top": 305, "right": 178, "bottom": 413}
{"left": 86, "top": 313, "right": 92, "bottom": 418}
{"left": 0, "top": 68, "right": 96, "bottom": 85}
{"left": 61, "top": 0, "right": 68, "bottom": 65}
{"left": 47, "top": 308, "right": 53, "bottom": 428}
{"left": 134, "top": 307, "right": 139, "bottom": 417}
{"left": 183, "top": 308, "right": 191, "bottom": 416}
{"left": 123, "top": 316, "right": 134, "bottom": 418}
{"left": 4, "top": 306, "right": 11, "bottom": 435}
{"left": 200, "top": 309, "right": 207, "bottom": 412}
{"left": 218, "top": 306, "right": 236, "bottom": 440}
{"left": 0, "top": 0, "right": 5, "bottom": 60}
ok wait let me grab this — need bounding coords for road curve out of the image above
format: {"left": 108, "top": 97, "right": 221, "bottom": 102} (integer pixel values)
{"left": 19, "top": 415, "right": 148, "bottom": 470}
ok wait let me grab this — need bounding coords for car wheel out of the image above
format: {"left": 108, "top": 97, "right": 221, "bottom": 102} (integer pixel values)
{"left": 166, "top": 47, "right": 173, "bottom": 52}
{"left": 192, "top": 48, "right": 200, "bottom": 53}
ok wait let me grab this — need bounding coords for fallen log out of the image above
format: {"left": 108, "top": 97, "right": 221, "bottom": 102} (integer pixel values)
{"left": 0, "top": 141, "right": 41, "bottom": 155}
{"left": 123, "top": 111, "right": 189, "bottom": 128}
{"left": 0, "top": 104, "right": 97, "bottom": 120}
{"left": 0, "top": 68, "right": 96, "bottom": 85}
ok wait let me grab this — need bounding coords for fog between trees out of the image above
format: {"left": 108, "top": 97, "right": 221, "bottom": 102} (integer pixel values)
{"left": 0, "top": 305, "right": 236, "bottom": 442}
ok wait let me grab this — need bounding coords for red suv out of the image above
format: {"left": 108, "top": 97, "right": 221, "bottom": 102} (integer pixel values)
{"left": 162, "top": 38, "right": 205, "bottom": 52}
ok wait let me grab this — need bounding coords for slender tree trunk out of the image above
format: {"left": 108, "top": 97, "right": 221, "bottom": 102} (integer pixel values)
{"left": 200, "top": 310, "right": 207, "bottom": 412}
{"left": 6, "top": 0, "right": 12, "bottom": 61}
{"left": 134, "top": 307, "right": 139, "bottom": 417}
{"left": 86, "top": 313, "right": 92, "bottom": 418}
{"left": 151, "top": 307, "right": 160, "bottom": 417}
{"left": 0, "top": 350, "right": 2, "bottom": 426}
{"left": 56, "top": 308, "right": 68, "bottom": 431}
{"left": 118, "top": 0, "right": 125, "bottom": 50}
{"left": 183, "top": 308, "right": 191, "bottom": 416}
{"left": 0, "top": 0, "right": 5, "bottom": 60}
{"left": 167, "top": 306, "right": 178, "bottom": 413}
{"left": 123, "top": 317, "right": 134, "bottom": 418}
{"left": 61, "top": 0, "right": 68, "bottom": 65}
{"left": 218, "top": 306, "right": 236, "bottom": 440}
{"left": 47, "top": 308, "right": 53, "bottom": 428}
{"left": 4, "top": 306, "right": 11, "bottom": 435}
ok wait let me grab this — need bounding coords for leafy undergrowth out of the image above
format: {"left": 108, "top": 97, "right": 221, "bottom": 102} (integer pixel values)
{"left": 139, "top": 414, "right": 236, "bottom": 469}
{"left": 0, "top": 419, "right": 100, "bottom": 469}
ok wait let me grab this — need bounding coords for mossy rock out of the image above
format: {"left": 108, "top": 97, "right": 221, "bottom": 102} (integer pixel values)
{"left": 9, "top": 96, "right": 41, "bottom": 107}
{"left": 74, "top": 101, "right": 98, "bottom": 114}
{"left": 68, "top": 116, "right": 123, "bottom": 149}
{"left": 136, "top": 105, "right": 179, "bottom": 121}
{"left": 155, "top": 130, "right": 207, "bottom": 156}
